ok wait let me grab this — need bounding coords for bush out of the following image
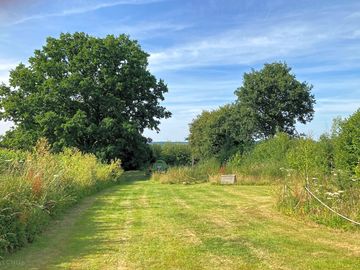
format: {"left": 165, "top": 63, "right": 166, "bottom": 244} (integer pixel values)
{"left": 334, "top": 109, "right": 360, "bottom": 174}
{"left": 286, "top": 137, "right": 330, "bottom": 180}
{"left": 0, "top": 139, "right": 123, "bottom": 255}
{"left": 227, "top": 133, "right": 294, "bottom": 182}
{"left": 274, "top": 125, "right": 360, "bottom": 229}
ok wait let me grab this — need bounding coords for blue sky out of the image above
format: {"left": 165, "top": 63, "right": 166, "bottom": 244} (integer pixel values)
{"left": 0, "top": 0, "right": 360, "bottom": 141}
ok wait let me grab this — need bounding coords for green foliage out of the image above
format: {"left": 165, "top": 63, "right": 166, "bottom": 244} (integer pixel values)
{"left": 235, "top": 62, "right": 315, "bottom": 138}
{"left": 188, "top": 105, "right": 253, "bottom": 161}
{"left": 0, "top": 139, "right": 123, "bottom": 255}
{"left": 188, "top": 62, "right": 315, "bottom": 163}
{"left": 150, "top": 143, "right": 191, "bottom": 166}
{"left": 0, "top": 32, "right": 171, "bottom": 169}
{"left": 274, "top": 112, "right": 360, "bottom": 228}
{"left": 228, "top": 133, "right": 294, "bottom": 180}
{"left": 286, "top": 137, "right": 331, "bottom": 180}
{"left": 333, "top": 109, "right": 360, "bottom": 174}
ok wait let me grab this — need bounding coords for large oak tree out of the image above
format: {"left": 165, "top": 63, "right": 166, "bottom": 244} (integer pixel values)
{"left": 0, "top": 32, "right": 171, "bottom": 169}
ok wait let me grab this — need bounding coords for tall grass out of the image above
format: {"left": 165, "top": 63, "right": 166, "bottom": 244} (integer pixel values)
{"left": 151, "top": 158, "right": 220, "bottom": 184}
{"left": 277, "top": 173, "right": 360, "bottom": 229}
{"left": 226, "top": 133, "right": 295, "bottom": 183}
{"left": 0, "top": 139, "right": 123, "bottom": 256}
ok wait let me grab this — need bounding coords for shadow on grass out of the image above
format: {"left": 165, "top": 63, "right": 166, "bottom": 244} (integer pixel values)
{"left": 118, "top": 170, "right": 151, "bottom": 183}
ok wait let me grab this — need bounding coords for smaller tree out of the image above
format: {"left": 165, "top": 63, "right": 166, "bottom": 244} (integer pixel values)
{"left": 235, "top": 62, "right": 315, "bottom": 138}
{"left": 188, "top": 105, "right": 253, "bottom": 161}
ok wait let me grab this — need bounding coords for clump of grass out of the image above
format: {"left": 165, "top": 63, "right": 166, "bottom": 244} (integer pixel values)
{"left": 151, "top": 158, "right": 220, "bottom": 184}
{"left": 0, "top": 139, "right": 123, "bottom": 256}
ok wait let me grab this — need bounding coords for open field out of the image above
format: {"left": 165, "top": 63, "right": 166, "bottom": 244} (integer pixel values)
{"left": 2, "top": 171, "right": 360, "bottom": 270}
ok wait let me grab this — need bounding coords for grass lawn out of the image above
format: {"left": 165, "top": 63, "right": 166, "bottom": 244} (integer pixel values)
{"left": 2, "top": 171, "right": 360, "bottom": 269}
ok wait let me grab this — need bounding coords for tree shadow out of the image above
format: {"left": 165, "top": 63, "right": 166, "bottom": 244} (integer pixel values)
{"left": 118, "top": 170, "right": 151, "bottom": 183}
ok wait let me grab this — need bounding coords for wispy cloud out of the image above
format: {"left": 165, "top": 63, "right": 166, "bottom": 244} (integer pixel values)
{"left": 111, "top": 21, "right": 189, "bottom": 40}
{"left": 0, "top": 60, "right": 18, "bottom": 84}
{"left": 0, "top": 60, "right": 18, "bottom": 71}
{"left": 10, "top": 0, "right": 164, "bottom": 25}
{"left": 316, "top": 98, "right": 360, "bottom": 114}
{"left": 149, "top": 25, "right": 321, "bottom": 71}
{"left": 0, "top": 73, "right": 9, "bottom": 85}
{"left": 149, "top": 11, "right": 360, "bottom": 72}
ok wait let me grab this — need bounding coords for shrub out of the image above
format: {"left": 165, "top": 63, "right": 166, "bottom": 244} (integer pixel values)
{"left": 286, "top": 137, "right": 330, "bottom": 180}
{"left": 0, "top": 139, "right": 123, "bottom": 255}
{"left": 227, "top": 133, "right": 294, "bottom": 182}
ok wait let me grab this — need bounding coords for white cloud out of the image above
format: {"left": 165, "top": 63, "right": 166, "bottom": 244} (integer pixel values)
{"left": 10, "top": 0, "right": 164, "bottom": 25}
{"left": 0, "top": 121, "right": 13, "bottom": 135}
{"left": 148, "top": 25, "right": 322, "bottom": 71}
{"left": 315, "top": 98, "right": 360, "bottom": 114}
{"left": 111, "top": 21, "right": 190, "bottom": 40}
{"left": 0, "top": 60, "right": 18, "bottom": 72}
{"left": 148, "top": 12, "right": 360, "bottom": 72}
{"left": 0, "top": 60, "right": 20, "bottom": 84}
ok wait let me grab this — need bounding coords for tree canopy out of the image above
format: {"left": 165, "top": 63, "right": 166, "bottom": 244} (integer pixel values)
{"left": 235, "top": 62, "right": 315, "bottom": 138}
{"left": 0, "top": 32, "right": 171, "bottom": 169}
{"left": 188, "top": 105, "right": 253, "bottom": 161}
{"left": 188, "top": 62, "right": 315, "bottom": 162}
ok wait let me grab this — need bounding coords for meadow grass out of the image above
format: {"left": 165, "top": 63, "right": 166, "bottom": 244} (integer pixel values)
{"left": 2, "top": 171, "right": 360, "bottom": 269}
{"left": 0, "top": 140, "right": 123, "bottom": 256}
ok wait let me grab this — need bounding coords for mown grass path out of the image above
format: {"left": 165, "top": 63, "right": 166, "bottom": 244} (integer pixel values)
{"left": 2, "top": 171, "right": 360, "bottom": 269}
